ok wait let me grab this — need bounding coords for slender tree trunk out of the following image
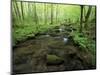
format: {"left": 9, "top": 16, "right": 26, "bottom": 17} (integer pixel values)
{"left": 85, "top": 6, "right": 92, "bottom": 22}
{"left": 50, "top": 4, "right": 53, "bottom": 24}
{"left": 13, "top": 1, "right": 21, "bottom": 24}
{"left": 56, "top": 4, "right": 58, "bottom": 23}
{"left": 13, "top": 2, "right": 18, "bottom": 19}
{"left": 44, "top": 3, "right": 47, "bottom": 24}
{"left": 83, "top": 6, "right": 86, "bottom": 21}
{"left": 15, "top": 1, "right": 21, "bottom": 20}
{"left": 12, "top": 2, "right": 18, "bottom": 26}
{"left": 28, "top": 3, "right": 31, "bottom": 19}
{"left": 80, "top": 5, "right": 84, "bottom": 32}
{"left": 20, "top": 1, "right": 24, "bottom": 20}
{"left": 33, "top": 2, "right": 38, "bottom": 24}
{"left": 28, "top": 3, "right": 30, "bottom": 14}
{"left": 84, "top": 6, "right": 92, "bottom": 29}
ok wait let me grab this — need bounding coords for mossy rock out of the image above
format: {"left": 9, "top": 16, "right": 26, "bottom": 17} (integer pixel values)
{"left": 47, "top": 55, "right": 64, "bottom": 65}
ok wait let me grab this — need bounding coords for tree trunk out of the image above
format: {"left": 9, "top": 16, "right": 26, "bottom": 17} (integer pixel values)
{"left": 14, "top": 1, "right": 21, "bottom": 23}
{"left": 84, "top": 6, "right": 92, "bottom": 29}
{"left": 85, "top": 6, "right": 92, "bottom": 22}
{"left": 33, "top": 2, "right": 38, "bottom": 24}
{"left": 50, "top": 4, "right": 53, "bottom": 24}
{"left": 13, "top": 2, "right": 18, "bottom": 19}
{"left": 44, "top": 3, "right": 47, "bottom": 24}
{"left": 56, "top": 4, "right": 58, "bottom": 23}
{"left": 80, "top": 5, "right": 84, "bottom": 32}
{"left": 20, "top": 2, "right": 24, "bottom": 20}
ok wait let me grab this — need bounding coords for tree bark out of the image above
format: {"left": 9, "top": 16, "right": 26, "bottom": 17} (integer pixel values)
{"left": 13, "top": 2, "right": 18, "bottom": 18}
{"left": 80, "top": 5, "right": 84, "bottom": 32}
{"left": 15, "top": 2, "right": 21, "bottom": 19}
{"left": 85, "top": 6, "right": 92, "bottom": 22}
{"left": 50, "top": 4, "right": 53, "bottom": 24}
{"left": 20, "top": 1, "right": 24, "bottom": 20}
{"left": 44, "top": 3, "right": 47, "bottom": 24}
{"left": 33, "top": 2, "right": 38, "bottom": 24}
{"left": 56, "top": 4, "right": 58, "bottom": 23}
{"left": 84, "top": 6, "right": 92, "bottom": 29}
{"left": 14, "top": 1, "right": 21, "bottom": 23}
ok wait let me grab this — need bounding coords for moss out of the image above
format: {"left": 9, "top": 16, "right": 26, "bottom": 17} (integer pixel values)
{"left": 47, "top": 55, "right": 64, "bottom": 65}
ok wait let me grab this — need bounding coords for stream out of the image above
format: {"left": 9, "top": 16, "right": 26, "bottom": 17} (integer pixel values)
{"left": 13, "top": 26, "right": 96, "bottom": 74}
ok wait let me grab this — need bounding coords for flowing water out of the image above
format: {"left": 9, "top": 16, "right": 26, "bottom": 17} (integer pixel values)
{"left": 13, "top": 26, "right": 96, "bottom": 74}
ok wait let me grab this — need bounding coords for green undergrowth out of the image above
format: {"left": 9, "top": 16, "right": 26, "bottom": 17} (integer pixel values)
{"left": 70, "top": 31, "right": 96, "bottom": 55}
{"left": 12, "top": 22, "right": 60, "bottom": 46}
{"left": 70, "top": 31, "right": 96, "bottom": 65}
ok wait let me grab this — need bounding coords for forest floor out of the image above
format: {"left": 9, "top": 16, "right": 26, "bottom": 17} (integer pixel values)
{"left": 13, "top": 25, "right": 96, "bottom": 74}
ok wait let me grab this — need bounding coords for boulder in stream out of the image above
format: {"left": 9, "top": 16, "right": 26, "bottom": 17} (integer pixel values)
{"left": 47, "top": 55, "right": 64, "bottom": 65}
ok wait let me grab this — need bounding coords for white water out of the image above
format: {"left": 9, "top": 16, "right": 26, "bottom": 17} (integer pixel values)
{"left": 45, "top": 34, "right": 50, "bottom": 37}
{"left": 59, "top": 28, "right": 63, "bottom": 32}
{"left": 63, "top": 37, "right": 68, "bottom": 44}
